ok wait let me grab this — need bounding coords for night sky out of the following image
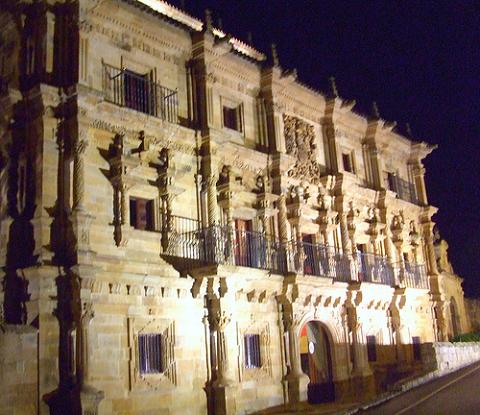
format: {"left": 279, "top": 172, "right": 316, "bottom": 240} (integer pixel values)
{"left": 171, "top": 0, "right": 480, "bottom": 297}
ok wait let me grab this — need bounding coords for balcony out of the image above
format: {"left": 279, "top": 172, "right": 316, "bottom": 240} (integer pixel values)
{"left": 387, "top": 174, "right": 421, "bottom": 205}
{"left": 165, "top": 224, "right": 287, "bottom": 274}
{"left": 401, "top": 262, "right": 429, "bottom": 289}
{"left": 293, "top": 241, "right": 351, "bottom": 282}
{"left": 102, "top": 62, "right": 178, "bottom": 123}
{"left": 357, "top": 252, "right": 395, "bottom": 286}
{"left": 159, "top": 221, "right": 432, "bottom": 291}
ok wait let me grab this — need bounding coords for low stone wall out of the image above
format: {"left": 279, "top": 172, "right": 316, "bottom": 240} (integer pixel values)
{"left": 465, "top": 298, "right": 480, "bottom": 332}
{"left": 421, "top": 341, "right": 480, "bottom": 374}
{"left": 0, "top": 325, "right": 38, "bottom": 415}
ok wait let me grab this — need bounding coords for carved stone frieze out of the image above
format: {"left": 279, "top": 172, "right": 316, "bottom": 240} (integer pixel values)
{"left": 283, "top": 114, "right": 322, "bottom": 184}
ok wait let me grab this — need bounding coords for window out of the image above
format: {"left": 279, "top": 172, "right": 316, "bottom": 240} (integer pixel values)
{"left": 412, "top": 336, "right": 421, "bottom": 361}
{"left": 342, "top": 152, "right": 355, "bottom": 173}
{"left": 124, "top": 69, "right": 153, "bottom": 115}
{"left": 138, "top": 333, "right": 163, "bottom": 374}
{"left": 244, "top": 334, "right": 261, "bottom": 368}
{"left": 387, "top": 172, "right": 398, "bottom": 192}
{"left": 366, "top": 335, "right": 377, "bottom": 362}
{"left": 223, "top": 103, "right": 243, "bottom": 132}
{"left": 130, "top": 198, "right": 155, "bottom": 231}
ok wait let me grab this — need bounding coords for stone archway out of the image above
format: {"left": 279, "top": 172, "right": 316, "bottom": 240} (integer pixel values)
{"left": 299, "top": 320, "right": 335, "bottom": 403}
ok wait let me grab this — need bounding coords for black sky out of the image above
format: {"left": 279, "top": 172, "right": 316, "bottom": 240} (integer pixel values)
{"left": 171, "top": 0, "right": 480, "bottom": 296}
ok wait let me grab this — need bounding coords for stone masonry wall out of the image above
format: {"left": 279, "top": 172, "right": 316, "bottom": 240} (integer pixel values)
{"left": 0, "top": 325, "right": 38, "bottom": 415}
{"left": 421, "top": 342, "right": 480, "bottom": 374}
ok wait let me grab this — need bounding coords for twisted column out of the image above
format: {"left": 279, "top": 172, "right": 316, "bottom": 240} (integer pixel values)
{"left": 73, "top": 139, "right": 88, "bottom": 211}
{"left": 207, "top": 174, "right": 219, "bottom": 226}
{"left": 278, "top": 194, "right": 288, "bottom": 243}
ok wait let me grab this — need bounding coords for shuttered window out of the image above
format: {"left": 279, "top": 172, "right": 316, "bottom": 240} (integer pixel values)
{"left": 138, "top": 333, "right": 163, "bottom": 374}
{"left": 366, "top": 335, "right": 377, "bottom": 362}
{"left": 244, "top": 334, "right": 261, "bottom": 368}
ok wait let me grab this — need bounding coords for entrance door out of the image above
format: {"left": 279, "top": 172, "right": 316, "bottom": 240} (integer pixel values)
{"left": 234, "top": 219, "right": 253, "bottom": 267}
{"left": 300, "top": 321, "right": 334, "bottom": 403}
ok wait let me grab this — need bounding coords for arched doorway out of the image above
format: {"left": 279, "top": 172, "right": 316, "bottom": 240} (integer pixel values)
{"left": 299, "top": 321, "right": 334, "bottom": 403}
{"left": 450, "top": 298, "right": 460, "bottom": 338}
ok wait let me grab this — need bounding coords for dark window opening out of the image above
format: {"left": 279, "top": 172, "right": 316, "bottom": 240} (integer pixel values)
{"left": 244, "top": 334, "right": 261, "bottom": 368}
{"left": 342, "top": 153, "right": 354, "bottom": 173}
{"left": 412, "top": 336, "right": 421, "bottom": 361}
{"left": 130, "top": 198, "right": 155, "bottom": 231}
{"left": 124, "top": 69, "right": 154, "bottom": 116}
{"left": 138, "top": 333, "right": 163, "bottom": 374}
{"left": 223, "top": 105, "right": 242, "bottom": 132}
{"left": 387, "top": 172, "right": 398, "bottom": 193}
{"left": 366, "top": 335, "right": 377, "bottom": 362}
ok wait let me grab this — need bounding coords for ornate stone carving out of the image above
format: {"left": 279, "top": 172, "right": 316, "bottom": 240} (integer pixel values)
{"left": 283, "top": 114, "right": 321, "bottom": 184}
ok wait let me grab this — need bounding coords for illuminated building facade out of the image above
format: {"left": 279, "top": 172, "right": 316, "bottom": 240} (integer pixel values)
{"left": 0, "top": 1, "right": 470, "bottom": 414}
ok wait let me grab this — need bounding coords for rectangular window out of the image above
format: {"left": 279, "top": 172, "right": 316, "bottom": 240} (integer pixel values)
{"left": 412, "top": 336, "right": 421, "bottom": 361}
{"left": 366, "top": 335, "right": 377, "bottom": 362}
{"left": 138, "top": 333, "right": 163, "bottom": 374}
{"left": 342, "top": 152, "right": 355, "bottom": 173}
{"left": 223, "top": 104, "right": 243, "bottom": 132}
{"left": 130, "top": 198, "right": 155, "bottom": 231}
{"left": 124, "top": 69, "right": 154, "bottom": 115}
{"left": 244, "top": 334, "right": 261, "bottom": 368}
{"left": 387, "top": 172, "right": 398, "bottom": 192}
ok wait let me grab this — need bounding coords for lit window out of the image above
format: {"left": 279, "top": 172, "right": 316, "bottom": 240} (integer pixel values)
{"left": 342, "top": 152, "right": 355, "bottom": 173}
{"left": 138, "top": 333, "right": 163, "bottom": 374}
{"left": 366, "top": 335, "right": 377, "bottom": 362}
{"left": 244, "top": 334, "right": 261, "bottom": 368}
{"left": 223, "top": 104, "right": 243, "bottom": 132}
{"left": 130, "top": 197, "right": 155, "bottom": 231}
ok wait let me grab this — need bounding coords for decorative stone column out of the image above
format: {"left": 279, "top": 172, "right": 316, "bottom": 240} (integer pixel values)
{"left": 339, "top": 211, "right": 355, "bottom": 280}
{"left": 79, "top": 302, "right": 104, "bottom": 415}
{"left": 278, "top": 194, "right": 289, "bottom": 244}
{"left": 212, "top": 310, "right": 233, "bottom": 387}
{"left": 283, "top": 312, "right": 309, "bottom": 403}
{"left": 412, "top": 163, "right": 428, "bottom": 205}
{"left": 422, "top": 221, "right": 438, "bottom": 276}
{"left": 72, "top": 139, "right": 88, "bottom": 211}
{"left": 207, "top": 174, "right": 219, "bottom": 226}
{"left": 347, "top": 310, "right": 372, "bottom": 378}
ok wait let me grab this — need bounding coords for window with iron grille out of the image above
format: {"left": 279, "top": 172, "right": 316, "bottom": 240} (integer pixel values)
{"left": 138, "top": 333, "right": 163, "bottom": 374}
{"left": 244, "top": 334, "right": 261, "bottom": 368}
{"left": 366, "top": 335, "right": 377, "bottom": 362}
{"left": 412, "top": 336, "right": 421, "bottom": 361}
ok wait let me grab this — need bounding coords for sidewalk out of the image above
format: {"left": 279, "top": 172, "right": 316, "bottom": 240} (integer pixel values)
{"left": 252, "top": 401, "right": 360, "bottom": 415}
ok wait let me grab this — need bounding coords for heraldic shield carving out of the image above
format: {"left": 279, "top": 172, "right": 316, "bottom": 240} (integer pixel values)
{"left": 283, "top": 114, "right": 322, "bottom": 184}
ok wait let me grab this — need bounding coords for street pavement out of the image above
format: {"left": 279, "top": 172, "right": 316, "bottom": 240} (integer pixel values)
{"left": 358, "top": 362, "right": 480, "bottom": 415}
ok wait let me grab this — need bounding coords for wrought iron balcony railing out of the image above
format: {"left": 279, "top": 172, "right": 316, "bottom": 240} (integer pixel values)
{"left": 164, "top": 224, "right": 402, "bottom": 287}
{"left": 357, "top": 252, "right": 395, "bottom": 286}
{"left": 102, "top": 62, "right": 178, "bottom": 123}
{"left": 289, "top": 241, "right": 352, "bottom": 282}
{"left": 401, "top": 262, "right": 429, "bottom": 289}
{"left": 388, "top": 175, "right": 421, "bottom": 205}
{"left": 165, "top": 225, "right": 287, "bottom": 274}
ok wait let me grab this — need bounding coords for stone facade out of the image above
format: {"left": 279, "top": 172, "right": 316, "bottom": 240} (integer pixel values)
{"left": 0, "top": 1, "right": 471, "bottom": 414}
